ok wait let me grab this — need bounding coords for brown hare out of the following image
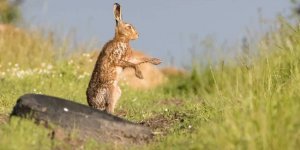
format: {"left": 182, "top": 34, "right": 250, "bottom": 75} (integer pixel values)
{"left": 86, "top": 3, "right": 161, "bottom": 114}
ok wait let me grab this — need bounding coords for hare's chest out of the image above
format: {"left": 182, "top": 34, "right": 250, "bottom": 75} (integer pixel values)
{"left": 112, "top": 43, "right": 128, "bottom": 60}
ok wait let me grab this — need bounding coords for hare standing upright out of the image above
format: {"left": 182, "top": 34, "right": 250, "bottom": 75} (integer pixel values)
{"left": 86, "top": 3, "right": 161, "bottom": 114}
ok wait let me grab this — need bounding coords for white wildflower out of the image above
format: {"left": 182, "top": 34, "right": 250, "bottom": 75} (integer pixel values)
{"left": 68, "top": 60, "right": 74, "bottom": 65}
{"left": 83, "top": 72, "right": 89, "bottom": 76}
{"left": 47, "top": 64, "right": 53, "bottom": 70}
{"left": 83, "top": 53, "right": 90, "bottom": 57}
{"left": 78, "top": 75, "right": 84, "bottom": 79}
{"left": 38, "top": 69, "right": 43, "bottom": 74}
{"left": 41, "top": 63, "right": 46, "bottom": 67}
{"left": 16, "top": 70, "right": 25, "bottom": 78}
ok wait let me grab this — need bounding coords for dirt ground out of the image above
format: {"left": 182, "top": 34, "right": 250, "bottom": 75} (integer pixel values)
{"left": 116, "top": 99, "right": 186, "bottom": 135}
{"left": 140, "top": 112, "right": 186, "bottom": 135}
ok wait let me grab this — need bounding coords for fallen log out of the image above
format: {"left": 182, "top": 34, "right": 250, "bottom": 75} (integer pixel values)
{"left": 10, "top": 94, "right": 153, "bottom": 144}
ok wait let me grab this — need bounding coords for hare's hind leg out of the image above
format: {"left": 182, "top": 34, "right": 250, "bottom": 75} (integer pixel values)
{"left": 106, "top": 83, "right": 121, "bottom": 114}
{"left": 87, "top": 88, "right": 107, "bottom": 111}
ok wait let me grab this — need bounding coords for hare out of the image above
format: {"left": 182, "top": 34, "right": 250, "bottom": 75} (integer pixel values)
{"left": 86, "top": 3, "right": 161, "bottom": 114}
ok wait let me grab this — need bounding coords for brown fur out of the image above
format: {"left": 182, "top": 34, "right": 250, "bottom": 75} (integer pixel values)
{"left": 86, "top": 3, "right": 161, "bottom": 113}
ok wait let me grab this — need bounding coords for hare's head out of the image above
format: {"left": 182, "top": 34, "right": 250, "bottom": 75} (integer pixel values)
{"left": 114, "top": 3, "right": 139, "bottom": 41}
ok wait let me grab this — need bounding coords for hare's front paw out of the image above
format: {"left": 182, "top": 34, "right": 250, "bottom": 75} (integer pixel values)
{"left": 135, "top": 67, "right": 144, "bottom": 79}
{"left": 149, "top": 58, "right": 162, "bottom": 65}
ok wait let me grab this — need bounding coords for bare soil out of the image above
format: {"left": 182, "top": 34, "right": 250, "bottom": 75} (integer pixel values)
{"left": 140, "top": 112, "right": 186, "bottom": 135}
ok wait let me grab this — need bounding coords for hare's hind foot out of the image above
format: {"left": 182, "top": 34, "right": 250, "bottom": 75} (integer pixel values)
{"left": 88, "top": 100, "right": 106, "bottom": 111}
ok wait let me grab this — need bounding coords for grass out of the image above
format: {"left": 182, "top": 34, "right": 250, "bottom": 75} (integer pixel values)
{"left": 0, "top": 20, "right": 300, "bottom": 149}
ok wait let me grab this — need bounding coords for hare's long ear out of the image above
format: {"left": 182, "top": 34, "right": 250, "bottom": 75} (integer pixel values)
{"left": 114, "top": 3, "right": 122, "bottom": 25}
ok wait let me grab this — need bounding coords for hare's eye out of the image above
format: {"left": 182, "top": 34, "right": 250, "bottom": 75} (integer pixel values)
{"left": 127, "top": 26, "right": 132, "bottom": 29}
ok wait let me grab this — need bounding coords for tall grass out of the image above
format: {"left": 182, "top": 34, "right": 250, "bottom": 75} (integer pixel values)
{"left": 0, "top": 28, "right": 55, "bottom": 68}
{"left": 148, "top": 20, "right": 300, "bottom": 149}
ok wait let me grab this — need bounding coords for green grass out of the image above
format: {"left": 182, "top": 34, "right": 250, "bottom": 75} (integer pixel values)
{"left": 0, "top": 20, "right": 300, "bottom": 149}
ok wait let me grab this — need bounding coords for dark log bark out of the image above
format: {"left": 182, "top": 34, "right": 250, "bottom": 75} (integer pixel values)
{"left": 10, "top": 94, "right": 153, "bottom": 144}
